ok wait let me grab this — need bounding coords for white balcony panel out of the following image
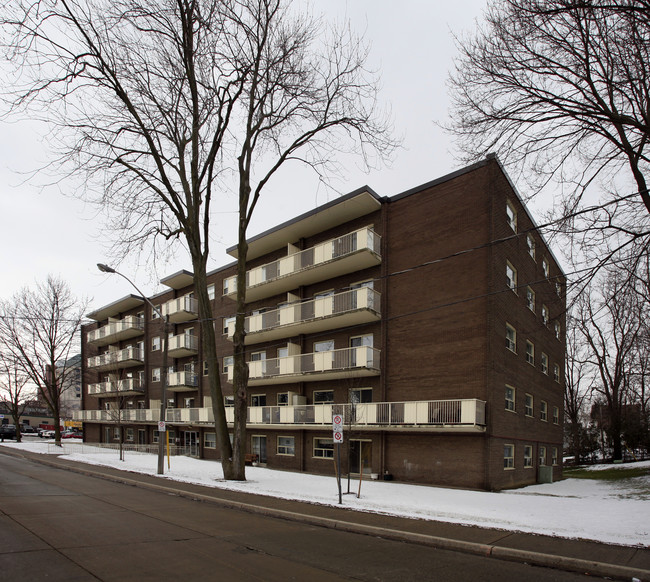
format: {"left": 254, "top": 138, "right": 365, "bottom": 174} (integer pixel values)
{"left": 167, "top": 371, "right": 199, "bottom": 392}
{"left": 228, "top": 346, "right": 380, "bottom": 386}
{"left": 167, "top": 334, "right": 198, "bottom": 358}
{"left": 88, "top": 379, "right": 144, "bottom": 397}
{"left": 223, "top": 228, "right": 381, "bottom": 302}
{"left": 87, "top": 316, "right": 144, "bottom": 347}
{"left": 87, "top": 347, "right": 144, "bottom": 371}
{"left": 162, "top": 296, "right": 198, "bottom": 323}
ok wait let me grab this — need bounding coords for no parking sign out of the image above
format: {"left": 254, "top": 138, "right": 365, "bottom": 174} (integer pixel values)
{"left": 332, "top": 414, "right": 344, "bottom": 444}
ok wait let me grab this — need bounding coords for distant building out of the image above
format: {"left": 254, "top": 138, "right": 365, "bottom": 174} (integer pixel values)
{"left": 77, "top": 156, "right": 566, "bottom": 490}
{"left": 58, "top": 354, "right": 82, "bottom": 417}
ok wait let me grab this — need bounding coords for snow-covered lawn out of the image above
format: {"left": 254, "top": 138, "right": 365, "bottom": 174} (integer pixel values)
{"left": 3, "top": 440, "right": 649, "bottom": 547}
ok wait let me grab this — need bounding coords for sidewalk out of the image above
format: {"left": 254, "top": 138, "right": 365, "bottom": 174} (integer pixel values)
{"left": 5, "top": 446, "right": 650, "bottom": 581}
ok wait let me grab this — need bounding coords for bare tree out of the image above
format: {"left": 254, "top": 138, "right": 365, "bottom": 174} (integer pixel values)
{"left": 448, "top": 0, "right": 650, "bottom": 277}
{"left": 573, "top": 268, "right": 645, "bottom": 460}
{"left": 0, "top": 355, "right": 34, "bottom": 443}
{"left": 1, "top": 0, "right": 394, "bottom": 479}
{"left": 0, "top": 277, "right": 87, "bottom": 446}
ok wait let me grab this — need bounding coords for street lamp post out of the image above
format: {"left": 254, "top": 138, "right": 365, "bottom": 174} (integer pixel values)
{"left": 97, "top": 263, "right": 170, "bottom": 475}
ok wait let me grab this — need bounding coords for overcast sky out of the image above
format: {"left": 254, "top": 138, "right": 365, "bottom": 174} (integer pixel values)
{"left": 0, "top": 1, "right": 497, "bottom": 314}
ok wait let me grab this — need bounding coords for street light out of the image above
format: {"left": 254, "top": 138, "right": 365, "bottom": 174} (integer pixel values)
{"left": 97, "top": 263, "right": 170, "bottom": 475}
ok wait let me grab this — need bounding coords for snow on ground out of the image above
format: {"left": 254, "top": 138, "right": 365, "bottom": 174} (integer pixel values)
{"left": 2, "top": 440, "right": 649, "bottom": 547}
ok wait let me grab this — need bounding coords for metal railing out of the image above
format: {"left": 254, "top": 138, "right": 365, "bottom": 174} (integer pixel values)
{"left": 223, "top": 227, "right": 381, "bottom": 295}
{"left": 88, "top": 378, "right": 144, "bottom": 396}
{"left": 162, "top": 296, "right": 198, "bottom": 318}
{"left": 168, "top": 371, "right": 199, "bottom": 388}
{"left": 168, "top": 334, "right": 199, "bottom": 352}
{"left": 87, "top": 346, "right": 144, "bottom": 369}
{"left": 87, "top": 316, "right": 144, "bottom": 344}
{"left": 75, "top": 399, "right": 486, "bottom": 430}
{"left": 227, "top": 287, "right": 381, "bottom": 338}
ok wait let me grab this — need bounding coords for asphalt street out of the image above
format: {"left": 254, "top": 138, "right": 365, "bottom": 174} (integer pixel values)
{"left": 0, "top": 449, "right": 648, "bottom": 581}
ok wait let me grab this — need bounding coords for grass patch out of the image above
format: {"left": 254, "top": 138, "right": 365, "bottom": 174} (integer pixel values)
{"left": 564, "top": 465, "right": 650, "bottom": 481}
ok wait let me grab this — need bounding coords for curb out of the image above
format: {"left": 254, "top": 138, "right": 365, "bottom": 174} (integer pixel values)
{"left": 4, "top": 448, "right": 649, "bottom": 582}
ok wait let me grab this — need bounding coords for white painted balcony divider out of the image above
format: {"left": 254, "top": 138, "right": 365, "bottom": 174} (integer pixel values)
{"left": 223, "top": 227, "right": 381, "bottom": 296}
{"left": 227, "top": 346, "right": 380, "bottom": 383}
{"left": 87, "top": 346, "right": 144, "bottom": 369}
{"left": 75, "top": 399, "right": 486, "bottom": 429}
{"left": 162, "top": 296, "right": 198, "bottom": 319}
{"left": 87, "top": 378, "right": 144, "bottom": 396}
{"left": 228, "top": 287, "right": 381, "bottom": 339}
{"left": 168, "top": 333, "right": 198, "bottom": 352}
{"left": 87, "top": 316, "right": 144, "bottom": 344}
{"left": 168, "top": 371, "right": 199, "bottom": 388}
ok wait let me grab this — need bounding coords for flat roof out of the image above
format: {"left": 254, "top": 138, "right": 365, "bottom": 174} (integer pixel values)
{"left": 86, "top": 294, "right": 144, "bottom": 322}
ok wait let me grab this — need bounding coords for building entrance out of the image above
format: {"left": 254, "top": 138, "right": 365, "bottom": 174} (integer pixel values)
{"left": 184, "top": 431, "right": 200, "bottom": 457}
{"left": 349, "top": 440, "right": 372, "bottom": 475}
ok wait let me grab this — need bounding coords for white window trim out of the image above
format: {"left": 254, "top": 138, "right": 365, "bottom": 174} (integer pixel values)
{"left": 504, "top": 444, "right": 515, "bottom": 470}
{"left": 505, "top": 385, "right": 516, "bottom": 412}
{"left": 277, "top": 436, "right": 295, "bottom": 456}
{"left": 524, "top": 445, "right": 533, "bottom": 468}
{"left": 506, "top": 323, "right": 517, "bottom": 353}
{"left": 525, "top": 393, "right": 534, "bottom": 417}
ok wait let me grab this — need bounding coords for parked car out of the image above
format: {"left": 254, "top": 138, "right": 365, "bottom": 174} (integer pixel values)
{"left": 61, "top": 430, "right": 82, "bottom": 439}
{"left": 39, "top": 429, "right": 56, "bottom": 439}
{"left": 0, "top": 424, "right": 17, "bottom": 439}
{"left": 20, "top": 425, "right": 36, "bottom": 434}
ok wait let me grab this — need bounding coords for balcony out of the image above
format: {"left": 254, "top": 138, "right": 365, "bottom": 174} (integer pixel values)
{"left": 228, "top": 346, "right": 380, "bottom": 386}
{"left": 223, "top": 227, "right": 381, "bottom": 302}
{"left": 167, "top": 371, "right": 199, "bottom": 392}
{"left": 227, "top": 288, "right": 381, "bottom": 345}
{"left": 75, "top": 398, "right": 486, "bottom": 432}
{"left": 87, "top": 347, "right": 144, "bottom": 372}
{"left": 167, "top": 334, "right": 199, "bottom": 358}
{"left": 87, "top": 378, "right": 144, "bottom": 397}
{"left": 162, "top": 296, "right": 198, "bottom": 323}
{"left": 86, "top": 316, "right": 144, "bottom": 347}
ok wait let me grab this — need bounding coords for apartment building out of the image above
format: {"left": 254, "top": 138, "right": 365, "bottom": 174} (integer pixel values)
{"left": 78, "top": 155, "right": 566, "bottom": 490}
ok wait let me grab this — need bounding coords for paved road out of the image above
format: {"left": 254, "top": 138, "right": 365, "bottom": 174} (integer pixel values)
{"left": 0, "top": 451, "right": 599, "bottom": 582}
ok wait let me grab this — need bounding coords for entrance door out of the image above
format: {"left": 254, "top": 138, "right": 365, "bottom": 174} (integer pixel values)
{"left": 252, "top": 435, "right": 267, "bottom": 464}
{"left": 138, "top": 429, "right": 146, "bottom": 445}
{"left": 349, "top": 440, "right": 372, "bottom": 475}
{"left": 184, "top": 431, "right": 199, "bottom": 457}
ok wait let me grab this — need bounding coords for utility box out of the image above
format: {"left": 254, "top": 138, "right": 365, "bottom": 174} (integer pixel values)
{"left": 538, "top": 466, "right": 553, "bottom": 484}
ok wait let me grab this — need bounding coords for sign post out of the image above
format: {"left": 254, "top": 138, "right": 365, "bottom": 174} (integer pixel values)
{"left": 332, "top": 414, "right": 344, "bottom": 504}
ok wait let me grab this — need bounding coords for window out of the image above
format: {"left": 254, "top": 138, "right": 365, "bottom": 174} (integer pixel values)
{"left": 207, "top": 284, "right": 216, "bottom": 300}
{"left": 524, "top": 445, "right": 533, "bottom": 468}
{"left": 152, "top": 336, "right": 161, "bottom": 351}
{"left": 506, "top": 200, "right": 517, "bottom": 232}
{"left": 277, "top": 393, "right": 289, "bottom": 406}
{"left": 553, "top": 406, "right": 559, "bottom": 425}
{"left": 554, "top": 321, "right": 561, "bottom": 340}
{"left": 224, "top": 395, "right": 234, "bottom": 407}
{"left": 313, "top": 390, "right": 334, "bottom": 404}
{"left": 152, "top": 368, "right": 161, "bottom": 382}
{"left": 540, "top": 400, "right": 548, "bottom": 422}
{"left": 314, "top": 339, "right": 335, "bottom": 352}
{"left": 506, "top": 261, "right": 517, "bottom": 292}
{"left": 223, "top": 316, "right": 236, "bottom": 335}
{"left": 527, "top": 234, "right": 536, "bottom": 260}
{"left": 556, "top": 281, "right": 562, "bottom": 297}
{"left": 526, "top": 341, "right": 535, "bottom": 365}
{"left": 552, "top": 447, "right": 559, "bottom": 466}
{"left": 525, "top": 393, "right": 533, "bottom": 417}
{"left": 541, "top": 352, "right": 549, "bottom": 375}
{"left": 313, "top": 438, "right": 334, "bottom": 459}
{"left": 539, "top": 446, "right": 547, "bottom": 466}
{"left": 505, "top": 385, "right": 515, "bottom": 412}
{"left": 542, "top": 258, "right": 550, "bottom": 278}
{"left": 223, "top": 279, "right": 230, "bottom": 295}
{"left": 277, "top": 436, "right": 295, "bottom": 456}
{"left": 223, "top": 355, "right": 233, "bottom": 374}
{"left": 541, "top": 304, "right": 549, "bottom": 326}
{"left": 504, "top": 444, "right": 514, "bottom": 469}
{"left": 113, "top": 427, "right": 120, "bottom": 440}
{"left": 204, "top": 433, "right": 216, "bottom": 449}
{"left": 506, "top": 323, "right": 517, "bottom": 352}
{"left": 526, "top": 287, "right": 535, "bottom": 312}
{"left": 152, "top": 306, "right": 160, "bottom": 320}
{"left": 203, "top": 361, "right": 209, "bottom": 376}
{"left": 184, "top": 397, "right": 195, "bottom": 409}
{"left": 126, "top": 428, "right": 134, "bottom": 442}
{"left": 350, "top": 388, "right": 373, "bottom": 403}
{"left": 554, "top": 363, "right": 560, "bottom": 383}
{"left": 251, "top": 394, "right": 267, "bottom": 407}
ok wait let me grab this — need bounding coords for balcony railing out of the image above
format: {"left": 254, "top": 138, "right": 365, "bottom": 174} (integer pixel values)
{"left": 162, "top": 296, "right": 198, "bottom": 323}
{"left": 87, "top": 316, "right": 144, "bottom": 347}
{"left": 227, "top": 288, "right": 381, "bottom": 345}
{"left": 86, "top": 347, "right": 144, "bottom": 371}
{"left": 74, "top": 399, "right": 486, "bottom": 432}
{"left": 167, "top": 334, "right": 199, "bottom": 357}
{"left": 228, "top": 346, "right": 380, "bottom": 385}
{"left": 167, "top": 371, "right": 199, "bottom": 392}
{"left": 87, "top": 378, "right": 144, "bottom": 397}
{"left": 223, "top": 227, "right": 381, "bottom": 302}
